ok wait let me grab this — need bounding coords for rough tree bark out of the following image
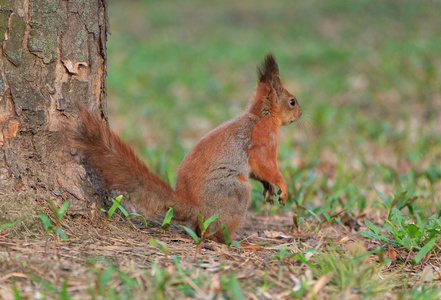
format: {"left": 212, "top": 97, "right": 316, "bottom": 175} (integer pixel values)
{"left": 0, "top": 0, "right": 109, "bottom": 226}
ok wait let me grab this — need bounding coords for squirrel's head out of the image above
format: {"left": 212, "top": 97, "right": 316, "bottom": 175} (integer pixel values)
{"left": 250, "top": 53, "right": 302, "bottom": 126}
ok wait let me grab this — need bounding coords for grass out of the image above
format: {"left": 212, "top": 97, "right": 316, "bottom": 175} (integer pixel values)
{"left": 2, "top": 0, "right": 441, "bottom": 298}
{"left": 107, "top": 0, "right": 441, "bottom": 217}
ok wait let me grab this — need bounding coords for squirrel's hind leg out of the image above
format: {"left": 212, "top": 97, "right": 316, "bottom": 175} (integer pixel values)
{"left": 199, "top": 177, "right": 251, "bottom": 243}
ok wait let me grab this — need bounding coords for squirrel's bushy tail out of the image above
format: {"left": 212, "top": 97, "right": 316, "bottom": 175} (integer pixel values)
{"left": 70, "top": 104, "right": 196, "bottom": 221}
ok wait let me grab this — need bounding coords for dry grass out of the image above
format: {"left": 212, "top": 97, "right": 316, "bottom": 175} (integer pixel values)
{"left": 1, "top": 204, "right": 440, "bottom": 299}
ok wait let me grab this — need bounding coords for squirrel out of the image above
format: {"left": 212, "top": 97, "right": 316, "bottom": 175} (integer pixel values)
{"left": 70, "top": 53, "right": 302, "bottom": 243}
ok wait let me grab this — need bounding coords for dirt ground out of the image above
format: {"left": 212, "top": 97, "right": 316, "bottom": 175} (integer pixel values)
{"left": 0, "top": 205, "right": 368, "bottom": 299}
{"left": 0, "top": 204, "right": 436, "bottom": 299}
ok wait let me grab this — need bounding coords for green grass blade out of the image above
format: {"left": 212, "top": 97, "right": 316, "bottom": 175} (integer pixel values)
{"left": 374, "top": 188, "right": 390, "bottom": 206}
{"left": 388, "top": 191, "right": 407, "bottom": 219}
{"left": 129, "top": 213, "right": 148, "bottom": 228}
{"left": 46, "top": 198, "right": 60, "bottom": 223}
{"left": 307, "top": 209, "right": 321, "bottom": 222}
{"left": 161, "top": 208, "right": 174, "bottom": 231}
{"left": 56, "top": 226, "right": 67, "bottom": 241}
{"left": 322, "top": 210, "right": 331, "bottom": 223}
{"left": 150, "top": 237, "right": 169, "bottom": 256}
{"left": 203, "top": 214, "right": 219, "bottom": 230}
{"left": 412, "top": 237, "right": 437, "bottom": 265}
{"left": 58, "top": 201, "right": 70, "bottom": 220}
{"left": 180, "top": 225, "right": 199, "bottom": 244}
{"left": 118, "top": 205, "right": 129, "bottom": 218}
{"left": 222, "top": 224, "right": 231, "bottom": 245}
{"left": 108, "top": 195, "right": 123, "bottom": 219}
{"left": 231, "top": 241, "right": 241, "bottom": 247}
{"left": 115, "top": 269, "right": 140, "bottom": 288}
{"left": 364, "top": 219, "right": 381, "bottom": 235}
{"left": 0, "top": 219, "right": 19, "bottom": 230}
{"left": 38, "top": 214, "right": 52, "bottom": 230}
{"left": 163, "top": 207, "right": 174, "bottom": 224}
{"left": 227, "top": 273, "right": 244, "bottom": 300}
{"left": 12, "top": 279, "right": 23, "bottom": 300}
{"left": 100, "top": 266, "right": 114, "bottom": 294}
{"left": 60, "top": 278, "right": 71, "bottom": 300}
{"left": 28, "top": 273, "right": 66, "bottom": 294}
{"left": 197, "top": 213, "right": 205, "bottom": 232}
{"left": 359, "top": 230, "right": 401, "bottom": 247}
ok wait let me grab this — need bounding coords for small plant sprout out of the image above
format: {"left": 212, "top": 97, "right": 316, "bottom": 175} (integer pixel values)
{"left": 374, "top": 189, "right": 417, "bottom": 219}
{"left": 292, "top": 213, "right": 304, "bottom": 234}
{"left": 38, "top": 198, "right": 70, "bottom": 255}
{"left": 101, "top": 195, "right": 123, "bottom": 236}
{"left": 319, "top": 209, "right": 344, "bottom": 230}
{"left": 180, "top": 225, "right": 200, "bottom": 260}
{"left": 302, "top": 209, "right": 344, "bottom": 233}
{"left": 150, "top": 238, "right": 169, "bottom": 261}
{"left": 304, "top": 209, "right": 321, "bottom": 233}
{"left": 117, "top": 204, "right": 148, "bottom": 242}
{"left": 197, "top": 213, "right": 219, "bottom": 241}
{"left": 271, "top": 245, "right": 295, "bottom": 263}
{"left": 222, "top": 224, "right": 241, "bottom": 251}
{"left": 160, "top": 207, "right": 174, "bottom": 238}
{"left": 181, "top": 213, "right": 219, "bottom": 259}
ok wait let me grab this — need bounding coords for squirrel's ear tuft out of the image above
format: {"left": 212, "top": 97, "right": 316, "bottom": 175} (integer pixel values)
{"left": 257, "top": 53, "right": 279, "bottom": 84}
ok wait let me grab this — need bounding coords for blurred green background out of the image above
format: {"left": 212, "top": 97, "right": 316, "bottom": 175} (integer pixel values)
{"left": 106, "top": 0, "right": 441, "bottom": 216}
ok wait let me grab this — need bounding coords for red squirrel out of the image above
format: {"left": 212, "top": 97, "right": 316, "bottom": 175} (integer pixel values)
{"left": 70, "top": 53, "right": 302, "bottom": 243}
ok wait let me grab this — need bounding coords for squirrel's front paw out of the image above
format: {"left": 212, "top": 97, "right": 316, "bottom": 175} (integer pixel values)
{"left": 277, "top": 189, "right": 288, "bottom": 206}
{"left": 265, "top": 192, "right": 274, "bottom": 205}
{"left": 262, "top": 181, "right": 276, "bottom": 205}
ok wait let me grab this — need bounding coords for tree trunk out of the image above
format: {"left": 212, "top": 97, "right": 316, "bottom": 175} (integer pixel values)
{"left": 0, "top": 0, "right": 109, "bottom": 225}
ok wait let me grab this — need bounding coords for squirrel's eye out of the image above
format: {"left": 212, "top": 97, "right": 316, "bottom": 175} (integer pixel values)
{"left": 289, "top": 99, "right": 296, "bottom": 106}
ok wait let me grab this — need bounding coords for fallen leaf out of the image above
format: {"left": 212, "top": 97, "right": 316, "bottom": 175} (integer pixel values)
{"left": 388, "top": 244, "right": 397, "bottom": 260}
